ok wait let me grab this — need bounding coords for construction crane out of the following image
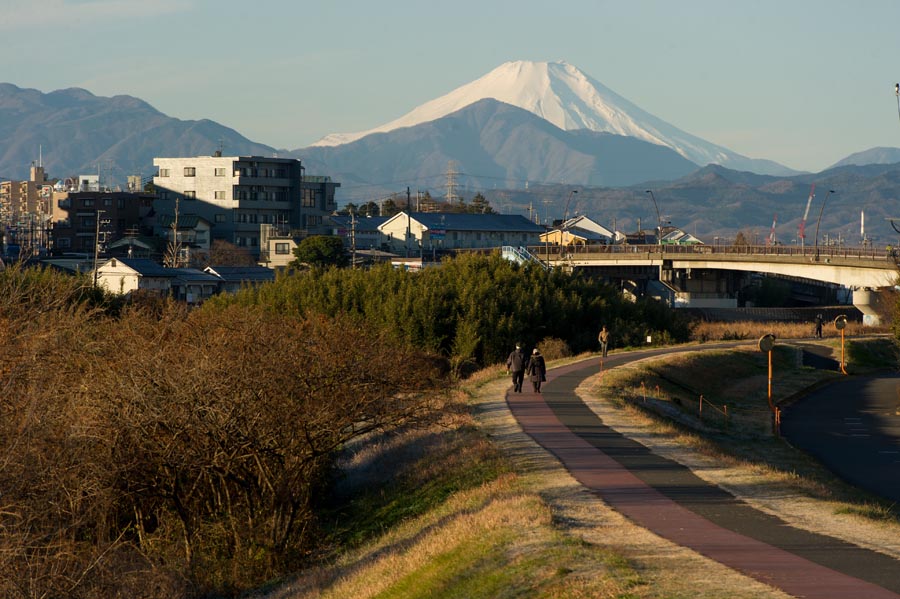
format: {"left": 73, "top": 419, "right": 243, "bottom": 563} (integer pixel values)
{"left": 767, "top": 213, "right": 777, "bottom": 246}
{"left": 798, "top": 184, "right": 815, "bottom": 248}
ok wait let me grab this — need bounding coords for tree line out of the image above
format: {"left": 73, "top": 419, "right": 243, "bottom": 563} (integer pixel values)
{"left": 208, "top": 252, "right": 691, "bottom": 370}
{"left": 0, "top": 254, "right": 689, "bottom": 597}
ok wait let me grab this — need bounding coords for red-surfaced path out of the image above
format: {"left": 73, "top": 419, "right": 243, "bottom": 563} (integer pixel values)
{"left": 507, "top": 353, "right": 900, "bottom": 599}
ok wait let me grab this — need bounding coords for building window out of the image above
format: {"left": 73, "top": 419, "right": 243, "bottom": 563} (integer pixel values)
{"left": 250, "top": 236, "right": 258, "bottom": 247}
{"left": 117, "top": 198, "right": 125, "bottom": 209}
{"left": 103, "top": 198, "right": 113, "bottom": 207}
{"left": 57, "top": 238, "right": 71, "bottom": 249}
{"left": 275, "top": 242, "right": 290, "bottom": 255}
{"left": 184, "top": 191, "right": 196, "bottom": 200}
{"left": 214, "top": 167, "right": 227, "bottom": 176}
{"left": 302, "top": 189, "right": 315, "bottom": 207}
{"left": 159, "top": 168, "right": 170, "bottom": 177}
{"left": 158, "top": 190, "right": 169, "bottom": 200}
{"left": 215, "top": 213, "right": 226, "bottom": 223}
{"left": 184, "top": 167, "right": 196, "bottom": 177}
{"left": 214, "top": 191, "right": 226, "bottom": 200}
{"left": 83, "top": 198, "right": 95, "bottom": 207}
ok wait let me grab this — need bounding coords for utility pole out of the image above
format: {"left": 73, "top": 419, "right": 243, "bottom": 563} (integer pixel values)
{"left": 350, "top": 207, "right": 357, "bottom": 268}
{"left": 92, "top": 209, "right": 105, "bottom": 287}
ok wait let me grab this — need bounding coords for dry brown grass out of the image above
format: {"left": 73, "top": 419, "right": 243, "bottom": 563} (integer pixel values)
{"left": 690, "top": 319, "right": 886, "bottom": 342}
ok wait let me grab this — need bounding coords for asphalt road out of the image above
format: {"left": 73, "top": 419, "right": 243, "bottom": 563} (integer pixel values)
{"left": 781, "top": 373, "right": 900, "bottom": 503}
{"left": 507, "top": 347, "right": 900, "bottom": 599}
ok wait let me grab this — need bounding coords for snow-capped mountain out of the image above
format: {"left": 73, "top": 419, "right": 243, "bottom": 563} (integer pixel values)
{"left": 311, "top": 60, "right": 795, "bottom": 176}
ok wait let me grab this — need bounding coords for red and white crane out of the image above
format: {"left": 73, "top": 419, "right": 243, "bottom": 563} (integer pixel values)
{"left": 797, "top": 184, "right": 815, "bottom": 248}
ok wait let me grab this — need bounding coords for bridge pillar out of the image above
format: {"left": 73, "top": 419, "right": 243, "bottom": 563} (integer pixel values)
{"left": 852, "top": 288, "right": 881, "bottom": 326}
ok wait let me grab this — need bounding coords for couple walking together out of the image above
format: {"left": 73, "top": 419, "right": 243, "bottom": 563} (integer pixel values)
{"left": 506, "top": 344, "right": 546, "bottom": 393}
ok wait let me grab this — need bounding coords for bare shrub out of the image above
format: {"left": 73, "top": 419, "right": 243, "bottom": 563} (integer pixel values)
{"left": 0, "top": 271, "right": 448, "bottom": 598}
{"left": 537, "top": 337, "right": 572, "bottom": 361}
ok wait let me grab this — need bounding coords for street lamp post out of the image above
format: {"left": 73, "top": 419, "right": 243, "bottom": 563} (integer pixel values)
{"left": 813, "top": 189, "right": 836, "bottom": 260}
{"left": 562, "top": 189, "right": 577, "bottom": 248}
{"left": 645, "top": 190, "right": 662, "bottom": 245}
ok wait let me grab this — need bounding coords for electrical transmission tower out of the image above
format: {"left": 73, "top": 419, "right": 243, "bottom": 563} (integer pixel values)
{"left": 445, "top": 161, "right": 460, "bottom": 204}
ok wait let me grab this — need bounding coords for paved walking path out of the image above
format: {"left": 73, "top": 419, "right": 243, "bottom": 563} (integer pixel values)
{"left": 506, "top": 352, "right": 900, "bottom": 599}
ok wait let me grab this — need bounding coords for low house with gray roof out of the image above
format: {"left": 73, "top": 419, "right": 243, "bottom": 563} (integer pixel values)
{"left": 379, "top": 212, "right": 544, "bottom": 253}
{"left": 93, "top": 257, "right": 220, "bottom": 304}
{"left": 204, "top": 265, "right": 276, "bottom": 293}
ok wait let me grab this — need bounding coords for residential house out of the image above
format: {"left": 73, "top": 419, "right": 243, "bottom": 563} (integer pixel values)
{"left": 378, "top": 212, "right": 544, "bottom": 254}
{"left": 540, "top": 215, "right": 621, "bottom": 246}
{"left": 204, "top": 265, "right": 275, "bottom": 294}
{"left": 93, "top": 257, "right": 220, "bottom": 304}
{"left": 661, "top": 229, "right": 704, "bottom": 245}
{"left": 329, "top": 214, "right": 389, "bottom": 250}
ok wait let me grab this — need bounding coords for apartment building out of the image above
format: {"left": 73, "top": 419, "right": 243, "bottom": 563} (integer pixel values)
{"left": 0, "top": 164, "right": 55, "bottom": 253}
{"left": 50, "top": 191, "right": 155, "bottom": 254}
{"left": 152, "top": 154, "right": 339, "bottom": 258}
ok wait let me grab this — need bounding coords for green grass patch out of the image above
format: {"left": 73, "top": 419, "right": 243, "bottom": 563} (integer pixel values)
{"left": 846, "top": 337, "right": 900, "bottom": 371}
{"left": 372, "top": 529, "right": 644, "bottom": 599}
{"left": 834, "top": 502, "right": 899, "bottom": 521}
{"left": 321, "top": 425, "right": 514, "bottom": 550}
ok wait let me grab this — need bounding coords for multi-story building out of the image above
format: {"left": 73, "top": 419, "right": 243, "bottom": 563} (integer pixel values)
{"left": 50, "top": 191, "right": 155, "bottom": 254}
{"left": 152, "top": 154, "right": 339, "bottom": 259}
{"left": 0, "top": 164, "right": 55, "bottom": 254}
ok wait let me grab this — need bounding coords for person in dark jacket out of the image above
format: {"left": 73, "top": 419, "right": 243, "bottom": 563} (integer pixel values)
{"left": 814, "top": 313, "right": 824, "bottom": 338}
{"left": 506, "top": 343, "right": 527, "bottom": 392}
{"left": 526, "top": 348, "right": 547, "bottom": 393}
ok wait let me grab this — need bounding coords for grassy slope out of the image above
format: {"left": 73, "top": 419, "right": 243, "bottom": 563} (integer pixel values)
{"left": 257, "top": 337, "right": 899, "bottom": 599}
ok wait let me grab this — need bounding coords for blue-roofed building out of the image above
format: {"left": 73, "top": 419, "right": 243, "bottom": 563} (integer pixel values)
{"left": 330, "top": 214, "right": 390, "bottom": 250}
{"left": 378, "top": 212, "right": 544, "bottom": 253}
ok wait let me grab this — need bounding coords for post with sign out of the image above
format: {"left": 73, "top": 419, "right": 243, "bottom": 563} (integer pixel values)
{"left": 834, "top": 315, "right": 848, "bottom": 374}
{"left": 758, "top": 333, "right": 779, "bottom": 433}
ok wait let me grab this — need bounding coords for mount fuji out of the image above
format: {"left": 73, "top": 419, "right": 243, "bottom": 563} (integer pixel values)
{"left": 310, "top": 60, "right": 795, "bottom": 177}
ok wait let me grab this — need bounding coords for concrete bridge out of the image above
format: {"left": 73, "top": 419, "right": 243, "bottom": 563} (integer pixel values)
{"left": 515, "top": 244, "right": 899, "bottom": 321}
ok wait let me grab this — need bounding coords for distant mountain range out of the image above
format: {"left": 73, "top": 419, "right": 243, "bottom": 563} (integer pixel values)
{"left": 292, "top": 98, "right": 700, "bottom": 191}
{"left": 0, "top": 83, "right": 275, "bottom": 183}
{"left": 311, "top": 60, "right": 796, "bottom": 177}
{"left": 3, "top": 69, "right": 900, "bottom": 243}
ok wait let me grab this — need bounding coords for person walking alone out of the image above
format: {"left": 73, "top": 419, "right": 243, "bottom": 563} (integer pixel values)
{"left": 526, "top": 348, "right": 546, "bottom": 393}
{"left": 814, "top": 313, "right": 824, "bottom": 339}
{"left": 506, "top": 343, "right": 527, "bottom": 393}
{"left": 598, "top": 325, "right": 610, "bottom": 358}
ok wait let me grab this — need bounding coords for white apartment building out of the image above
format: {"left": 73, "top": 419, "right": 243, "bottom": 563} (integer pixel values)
{"left": 152, "top": 154, "right": 339, "bottom": 257}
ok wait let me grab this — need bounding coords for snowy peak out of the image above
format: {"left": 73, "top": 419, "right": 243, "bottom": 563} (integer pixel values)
{"left": 312, "top": 60, "right": 796, "bottom": 176}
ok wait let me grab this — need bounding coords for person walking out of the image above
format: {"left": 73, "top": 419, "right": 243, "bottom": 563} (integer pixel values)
{"left": 526, "top": 348, "right": 547, "bottom": 393}
{"left": 814, "top": 313, "right": 824, "bottom": 338}
{"left": 506, "top": 343, "right": 527, "bottom": 393}
{"left": 598, "top": 325, "right": 610, "bottom": 358}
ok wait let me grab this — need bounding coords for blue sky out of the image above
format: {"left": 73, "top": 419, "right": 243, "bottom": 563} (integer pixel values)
{"left": 3, "top": 0, "right": 900, "bottom": 172}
